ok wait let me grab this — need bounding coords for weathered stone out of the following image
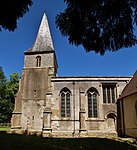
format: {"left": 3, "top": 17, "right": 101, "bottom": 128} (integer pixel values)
{"left": 11, "top": 12, "right": 132, "bottom": 138}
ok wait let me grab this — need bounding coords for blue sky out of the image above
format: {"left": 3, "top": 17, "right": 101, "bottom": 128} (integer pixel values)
{"left": 0, "top": 0, "right": 137, "bottom": 78}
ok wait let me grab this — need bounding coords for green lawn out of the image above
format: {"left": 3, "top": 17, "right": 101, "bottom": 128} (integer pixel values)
{"left": 0, "top": 127, "right": 10, "bottom": 131}
{"left": 0, "top": 134, "right": 136, "bottom": 150}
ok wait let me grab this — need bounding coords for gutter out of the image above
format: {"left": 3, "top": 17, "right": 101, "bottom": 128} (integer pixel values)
{"left": 117, "top": 91, "right": 137, "bottom": 102}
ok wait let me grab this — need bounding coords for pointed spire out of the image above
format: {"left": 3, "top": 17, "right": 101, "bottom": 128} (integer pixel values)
{"left": 25, "top": 13, "right": 54, "bottom": 54}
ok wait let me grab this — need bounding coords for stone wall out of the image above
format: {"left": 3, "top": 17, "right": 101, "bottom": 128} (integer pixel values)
{"left": 49, "top": 77, "right": 131, "bottom": 137}
{"left": 24, "top": 53, "right": 54, "bottom": 68}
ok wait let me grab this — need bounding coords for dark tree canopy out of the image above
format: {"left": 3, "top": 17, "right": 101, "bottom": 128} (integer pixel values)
{"left": 0, "top": 66, "right": 6, "bottom": 99}
{"left": 0, "top": 0, "right": 32, "bottom": 31}
{"left": 56, "top": 0, "right": 137, "bottom": 55}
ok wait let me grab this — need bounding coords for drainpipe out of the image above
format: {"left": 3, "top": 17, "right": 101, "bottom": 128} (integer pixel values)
{"left": 72, "top": 81, "right": 75, "bottom": 136}
{"left": 121, "top": 99, "right": 125, "bottom": 137}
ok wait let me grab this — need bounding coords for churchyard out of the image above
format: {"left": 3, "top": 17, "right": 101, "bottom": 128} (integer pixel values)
{"left": 0, "top": 133, "right": 136, "bottom": 150}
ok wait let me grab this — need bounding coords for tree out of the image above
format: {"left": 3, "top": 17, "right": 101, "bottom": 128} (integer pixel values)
{"left": 0, "top": 66, "right": 6, "bottom": 99}
{"left": 0, "top": 0, "right": 32, "bottom": 31}
{"left": 0, "top": 67, "right": 9, "bottom": 123}
{"left": 9, "top": 73, "right": 19, "bottom": 96}
{"left": 56, "top": 0, "right": 137, "bottom": 55}
{"left": 6, "top": 73, "right": 19, "bottom": 104}
{"left": 0, "top": 67, "right": 19, "bottom": 123}
{"left": 0, "top": 99, "right": 14, "bottom": 123}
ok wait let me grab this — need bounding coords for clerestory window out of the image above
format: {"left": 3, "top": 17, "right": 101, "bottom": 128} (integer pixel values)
{"left": 102, "top": 84, "right": 117, "bottom": 104}
{"left": 36, "top": 56, "right": 41, "bottom": 67}
{"left": 60, "top": 88, "right": 71, "bottom": 118}
{"left": 87, "top": 87, "right": 98, "bottom": 118}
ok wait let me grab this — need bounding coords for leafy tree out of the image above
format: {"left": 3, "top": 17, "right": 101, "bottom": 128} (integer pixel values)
{"left": 0, "top": 99, "right": 14, "bottom": 123}
{"left": 0, "top": 67, "right": 6, "bottom": 83}
{"left": 0, "top": 66, "right": 6, "bottom": 99}
{"left": 0, "top": 67, "right": 19, "bottom": 123}
{"left": 0, "top": 0, "right": 32, "bottom": 31}
{"left": 56, "top": 0, "right": 137, "bottom": 55}
{"left": 0, "top": 67, "right": 8, "bottom": 123}
{"left": 6, "top": 73, "right": 19, "bottom": 104}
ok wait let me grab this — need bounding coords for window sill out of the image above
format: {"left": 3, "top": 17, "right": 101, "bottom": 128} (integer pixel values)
{"left": 102, "top": 103, "right": 116, "bottom": 105}
{"left": 85, "top": 118, "right": 104, "bottom": 122}
{"left": 60, "top": 118, "right": 71, "bottom": 121}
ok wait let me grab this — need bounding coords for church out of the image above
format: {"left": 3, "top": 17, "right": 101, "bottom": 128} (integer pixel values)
{"left": 11, "top": 13, "right": 132, "bottom": 137}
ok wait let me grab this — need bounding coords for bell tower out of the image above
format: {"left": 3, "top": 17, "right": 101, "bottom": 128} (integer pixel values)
{"left": 11, "top": 13, "right": 58, "bottom": 134}
{"left": 24, "top": 13, "right": 58, "bottom": 74}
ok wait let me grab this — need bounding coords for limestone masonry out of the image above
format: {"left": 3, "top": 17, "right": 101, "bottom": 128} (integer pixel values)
{"left": 11, "top": 13, "right": 132, "bottom": 137}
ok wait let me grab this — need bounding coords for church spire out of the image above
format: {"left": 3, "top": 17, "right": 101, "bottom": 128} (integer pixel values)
{"left": 25, "top": 13, "right": 54, "bottom": 53}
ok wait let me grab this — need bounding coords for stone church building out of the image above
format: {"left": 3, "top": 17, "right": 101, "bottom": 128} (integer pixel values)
{"left": 11, "top": 13, "right": 132, "bottom": 137}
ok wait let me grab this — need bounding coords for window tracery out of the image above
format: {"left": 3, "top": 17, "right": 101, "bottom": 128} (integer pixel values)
{"left": 60, "top": 88, "right": 71, "bottom": 118}
{"left": 36, "top": 56, "right": 41, "bottom": 67}
{"left": 87, "top": 87, "right": 98, "bottom": 118}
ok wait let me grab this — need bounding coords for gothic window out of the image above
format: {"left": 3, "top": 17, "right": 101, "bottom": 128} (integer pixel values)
{"left": 60, "top": 88, "right": 71, "bottom": 118}
{"left": 36, "top": 56, "right": 41, "bottom": 67}
{"left": 103, "top": 84, "right": 116, "bottom": 103}
{"left": 87, "top": 87, "right": 98, "bottom": 118}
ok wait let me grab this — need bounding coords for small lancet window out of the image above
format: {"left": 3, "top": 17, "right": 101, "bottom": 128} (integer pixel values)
{"left": 36, "top": 56, "right": 41, "bottom": 67}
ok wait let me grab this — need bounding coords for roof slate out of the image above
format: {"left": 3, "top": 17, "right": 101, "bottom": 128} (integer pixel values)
{"left": 25, "top": 13, "right": 54, "bottom": 54}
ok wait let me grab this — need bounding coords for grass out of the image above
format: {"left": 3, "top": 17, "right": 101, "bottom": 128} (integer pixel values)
{"left": 0, "top": 127, "right": 10, "bottom": 131}
{"left": 0, "top": 134, "right": 136, "bottom": 150}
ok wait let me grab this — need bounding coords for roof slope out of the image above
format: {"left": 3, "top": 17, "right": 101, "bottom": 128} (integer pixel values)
{"left": 122, "top": 70, "right": 137, "bottom": 97}
{"left": 25, "top": 13, "right": 54, "bottom": 54}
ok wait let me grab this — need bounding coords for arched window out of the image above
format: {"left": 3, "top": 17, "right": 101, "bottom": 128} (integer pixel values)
{"left": 87, "top": 87, "right": 98, "bottom": 118}
{"left": 60, "top": 88, "right": 71, "bottom": 118}
{"left": 36, "top": 56, "right": 41, "bottom": 67}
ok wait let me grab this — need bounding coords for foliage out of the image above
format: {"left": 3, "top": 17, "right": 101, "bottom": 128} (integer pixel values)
{"left": 0, "top": 0, "right": 33, "bottom": 31}
{"left": 0, "top": 67, "right": 6, "bottom": 99}
{"left": 0, "top": 66, "right": 6, "bottom": 83}
{"left": 56, "top": 0, "right": 137, "bottom": 55}
{"left": 6, "top": 73, "right": 19, "bottom": 104}
{"left": 0, "top": 67, "right": 19, "bottom": 123}
{"left": 0, "top": 127, "right": 10, "bottom": 131}
{"left": 0, "top": 99, "right": 14, "bottom": 123}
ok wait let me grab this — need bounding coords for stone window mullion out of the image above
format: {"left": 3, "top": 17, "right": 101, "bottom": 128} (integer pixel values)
{"left": 106, "top": 87, "right": 108, "bottom": 103}
{"left": 110, "top": 87, "right": 112, "bottom": 103}
{"left": 91, "top": 94, "right": 93, "bottom": 117}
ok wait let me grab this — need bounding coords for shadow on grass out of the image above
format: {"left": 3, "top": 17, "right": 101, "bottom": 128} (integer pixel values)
{"left": 0, "top": 133, "right": 136, "bottom": 150}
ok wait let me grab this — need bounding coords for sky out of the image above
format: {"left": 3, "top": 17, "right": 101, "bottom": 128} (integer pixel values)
{"left": 0, "top": 0, "right": 137, "bottom": 79}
